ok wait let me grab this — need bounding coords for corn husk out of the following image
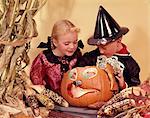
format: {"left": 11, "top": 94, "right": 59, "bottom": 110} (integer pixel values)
{"left": 0, "top": 0, "right": 47, "bottom": 117}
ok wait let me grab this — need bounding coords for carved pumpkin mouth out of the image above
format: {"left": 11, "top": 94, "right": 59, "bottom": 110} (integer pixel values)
{"left": 67, "top": 84, "right": 100, "bottom": 98}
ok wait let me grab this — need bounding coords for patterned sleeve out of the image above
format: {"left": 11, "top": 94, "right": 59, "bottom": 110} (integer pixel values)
{"left": 30, "top": 53, "right": 46, "bottom": 85}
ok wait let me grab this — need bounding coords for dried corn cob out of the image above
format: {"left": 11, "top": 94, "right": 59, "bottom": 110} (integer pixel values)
{"left": 97, "top": 99, "right": 136, "bottom": 117}
{"left": 41, "top": 88, "right": 69, "bottom": 107}
{"left": 97, "top": 87, "right": 142, "bottom": 118}
{"left": 100, "top": 87, "right": 141, "bottom": 109}
{"left": 36, "top": 94, "right": 54, "bottom": 110}
{"left": 26, "top": 95, "right": 40, "bottom": 117}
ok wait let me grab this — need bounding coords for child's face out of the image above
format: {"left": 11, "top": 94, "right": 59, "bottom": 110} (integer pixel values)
{"left": 97, "top": 39, "right": 121, "bottom": 57}
{"left": 53, "top": 31, "right": 78, "bottom": 57}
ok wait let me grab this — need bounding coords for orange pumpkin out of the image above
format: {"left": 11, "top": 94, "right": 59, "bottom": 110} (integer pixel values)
{"left": 61, "top": 65, "right": 119, "bottom": 107}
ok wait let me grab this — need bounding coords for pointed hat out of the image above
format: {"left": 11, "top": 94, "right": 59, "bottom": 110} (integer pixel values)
{"left": 88, "top": 6, "right": 129, "bottom": 45}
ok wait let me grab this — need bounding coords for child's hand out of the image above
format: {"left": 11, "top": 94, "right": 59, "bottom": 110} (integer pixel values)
{"left": 115, "top": 70, "right": 126, "bottom": 89}
{"left": 69, "top": 58, "right": 77, "bottom": 70}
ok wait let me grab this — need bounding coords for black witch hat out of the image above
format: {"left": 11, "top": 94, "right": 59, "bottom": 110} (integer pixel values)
{"left": 88, "top": 6, "right": 129, "bottom": 45}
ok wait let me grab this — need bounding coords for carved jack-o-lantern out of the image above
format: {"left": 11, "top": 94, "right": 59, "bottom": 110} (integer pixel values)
{"left": 61, "top": 65, "right": 119, "bottom": 107}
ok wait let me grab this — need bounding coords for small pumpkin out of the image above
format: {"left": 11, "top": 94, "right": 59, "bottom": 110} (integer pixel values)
{"left": 61, "top": 64, "right": 119, "bottom": 107}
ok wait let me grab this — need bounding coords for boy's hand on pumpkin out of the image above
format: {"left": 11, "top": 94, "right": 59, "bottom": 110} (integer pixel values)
{"left": 115, "top": 70, "right": 126, "bottom": 89}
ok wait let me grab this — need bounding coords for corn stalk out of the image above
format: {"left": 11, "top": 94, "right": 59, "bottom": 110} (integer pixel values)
{"left": 0, "top": 0, "right": 47, "bottom": 116}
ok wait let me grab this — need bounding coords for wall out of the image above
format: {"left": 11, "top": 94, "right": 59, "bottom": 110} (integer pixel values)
{"left": 27, "top": 0, "right": 150, "bottom": 82}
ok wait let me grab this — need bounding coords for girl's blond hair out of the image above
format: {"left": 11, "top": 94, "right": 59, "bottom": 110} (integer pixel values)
{"left": 51, "top": 19, "right": 80, "bottom": 39}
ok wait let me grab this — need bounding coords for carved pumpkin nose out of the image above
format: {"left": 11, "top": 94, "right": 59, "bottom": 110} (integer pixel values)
{"left": 73, "top": 80, "right": 82, "bottom": 86}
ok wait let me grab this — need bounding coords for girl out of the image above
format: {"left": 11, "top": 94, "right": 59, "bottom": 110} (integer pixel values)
{"left": 30, "top": 19, "right": 83, "bottom": 93}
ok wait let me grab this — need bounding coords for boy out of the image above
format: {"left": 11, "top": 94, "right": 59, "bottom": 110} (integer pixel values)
{"left": 77, "top": 6, "right": 141, "bottom": 89}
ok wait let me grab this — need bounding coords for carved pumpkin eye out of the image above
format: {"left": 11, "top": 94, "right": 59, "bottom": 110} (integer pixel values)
{"left": 82, "top": 67, "right": 97, "bottom": 79}
{"left": 68, "top": 68, "right": 77, "bottom": 81}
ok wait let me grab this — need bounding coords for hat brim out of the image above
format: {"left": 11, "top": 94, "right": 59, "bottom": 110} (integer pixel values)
{"left": 88, "top": 27, "right": 129, "bottom": 45}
